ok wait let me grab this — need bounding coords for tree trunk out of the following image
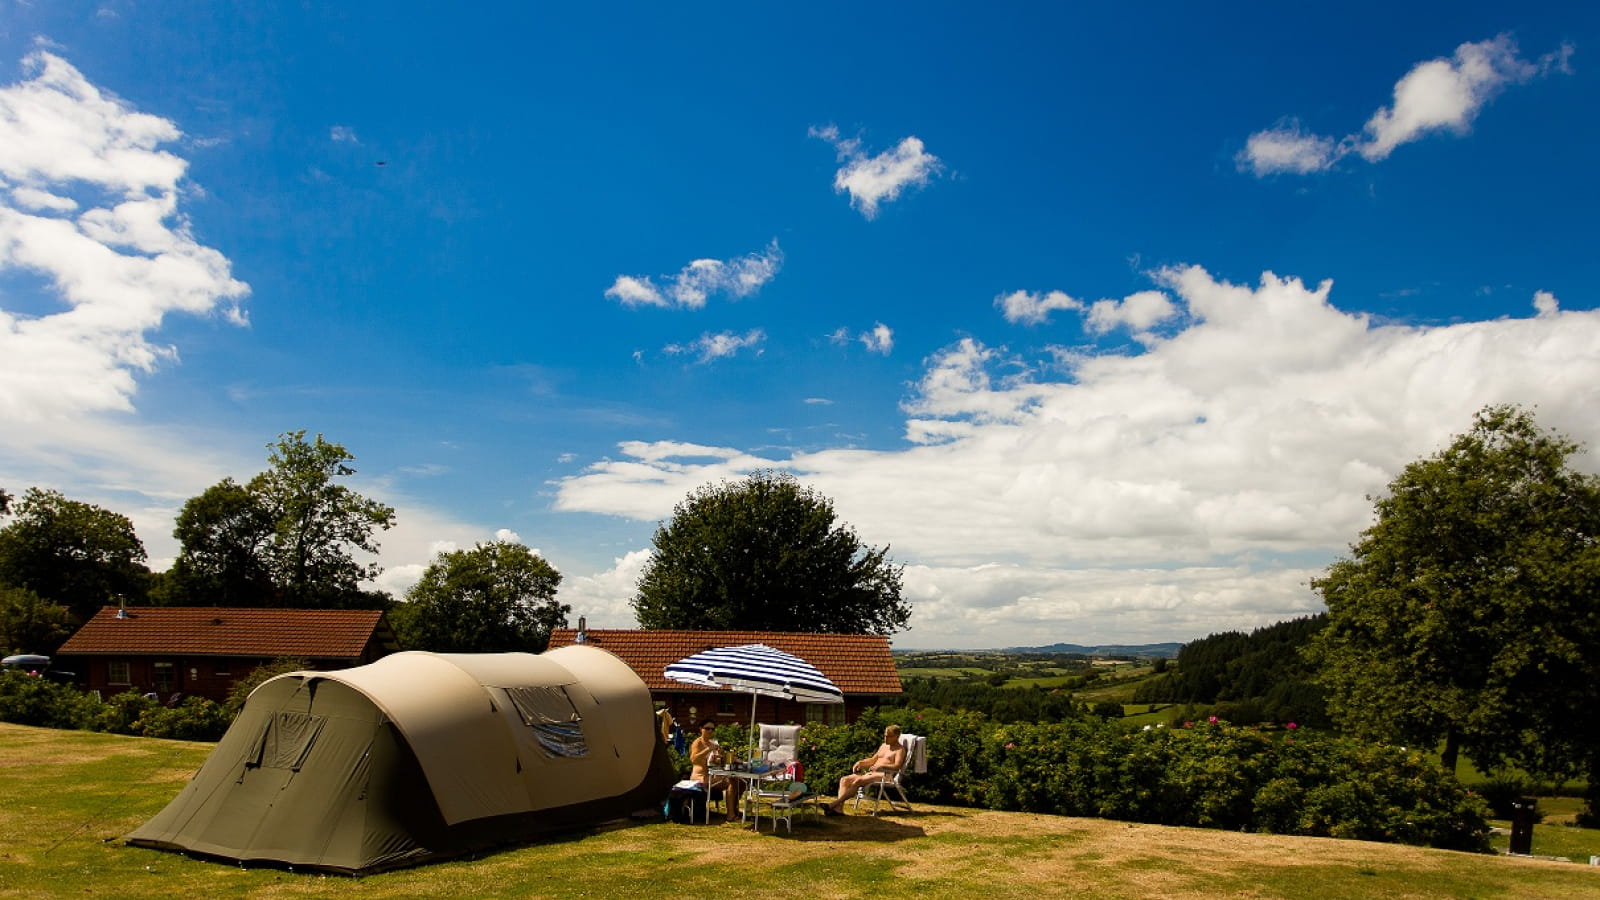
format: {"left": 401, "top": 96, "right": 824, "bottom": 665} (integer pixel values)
{"left": 1440, "top": 727, "right": 1459, "bottom": 775}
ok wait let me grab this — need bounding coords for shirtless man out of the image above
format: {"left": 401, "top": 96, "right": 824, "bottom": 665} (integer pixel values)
{"left": 826, "top": 724, "right": 906, "bottom": 814}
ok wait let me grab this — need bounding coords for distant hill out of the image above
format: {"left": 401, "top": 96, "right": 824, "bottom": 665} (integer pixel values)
{"left": 1005, "top": 642, "right": 1183, "bottom": 659}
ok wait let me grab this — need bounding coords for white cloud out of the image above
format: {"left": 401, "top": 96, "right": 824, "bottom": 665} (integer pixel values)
{"left": 811, "top": 125, "right": 942, "bottom": 219}
{"left": 0, "top": 51, "right": 250, "bottom": 422}
{"left": 861, "top": 322, "right": 894, "bottom": 354}
{"left": 1533, "top": 290, "right": 1559, "bottom": 317}
{"left": 1237, "top": 123, "right": 1341, "bottom": 176}
{"left": 996, "top": 289, "right": 1083, "bottom": 326}
{"left": 606, "top": 240, "right": 782, "bottom": 309}
{"left": 663, "top": 329, "right": 766, "bottom": 364}
{"left": 1086, "top": 289, "right": 1178, "bottom": 335}
{"left": 554, "top": 549, "right": 654, "bottom": 629}
{"left": 900, "top": 563, "right": 1323, "bottom": 648}
{"left": 556, "top": 264, "right": 1600, "bottom": 646}
{"left": 329, "top": 125, "right": 358, "bottom": 143}
{"left": 1239, "top": 35, "right": 1573, "bottom": 176}
{"left": 10, "top": 185, "right": 78, "bottom": 212}
{"left": 831, "top": 322, "right": 894, "bottom": 355}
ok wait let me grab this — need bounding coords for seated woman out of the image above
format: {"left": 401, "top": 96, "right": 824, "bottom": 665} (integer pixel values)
{"left": 689, "top": 721, "right": 743, "bottom": 822}
{"left": 826, "top": 724, "right": 906, "bottom": 814}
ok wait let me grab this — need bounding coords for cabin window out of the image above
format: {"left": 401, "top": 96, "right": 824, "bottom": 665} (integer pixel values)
{"left": 806, "top": 703, "right": 846, "bottom": 726}
{"left": 108, "top": 661, "right": 131, "bottom": 685}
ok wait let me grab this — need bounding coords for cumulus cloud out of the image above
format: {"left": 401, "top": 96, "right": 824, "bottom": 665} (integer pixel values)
{"left": 1239, "top": 35, "right": 1573, "bottom": 176}
{"left": 554, "top": 549, "right": 654, "bottom": 629}
{"left": 557, "top": 264, "right": 1600, "bottom": 646}
{"left": 329, "top": 125, "right": 359, "bottom": 143}
{"left": 996, "top": 289, "right": 1083, "bottom": 326}
{"left": 0, "top": 51, "right": 250, "bottom": 422}
{"left": 810, "top": 124, "right": 942, "bottom": 219}
{"left": 1086, "top": 290, "right": 1179, "bottom": 335}
{"left": 663, "top": 329, "right": 766, "bottom": 364}
{"left": 606, "top": 240, "right": 782, "bottom": 309}
{"left": 1533, "top": 290, "right": 1559, "bottom": 317}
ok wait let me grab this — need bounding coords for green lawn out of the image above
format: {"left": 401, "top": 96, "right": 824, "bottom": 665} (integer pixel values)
{"left": 2, "top": 723, "right": 1598, "bottom": 899}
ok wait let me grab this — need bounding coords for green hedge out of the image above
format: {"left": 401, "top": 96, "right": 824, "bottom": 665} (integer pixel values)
{"left": 0, "top": 671, "right": 231, "bottom": 741}
{"left": 791, "top": 709, "right": 1488, "bottom": 852}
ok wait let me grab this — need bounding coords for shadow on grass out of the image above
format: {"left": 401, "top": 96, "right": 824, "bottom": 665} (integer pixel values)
{"left": 764, "top": 814, "right": 928, "bottom": 843}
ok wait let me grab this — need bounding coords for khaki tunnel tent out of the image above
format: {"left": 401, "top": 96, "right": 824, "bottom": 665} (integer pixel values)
{"left": 127, "top": 646, "right": 676, "bottom": 873}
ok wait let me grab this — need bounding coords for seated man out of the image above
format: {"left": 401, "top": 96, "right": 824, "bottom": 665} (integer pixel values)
{"left": 689, "top": 721, "right": 743, "bottom": 821}
{"left": 825, "top": 724, "right": 906, "bottom": 815}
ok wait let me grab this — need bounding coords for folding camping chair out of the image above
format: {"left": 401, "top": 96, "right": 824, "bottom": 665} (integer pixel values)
{"left": 749, "top": 724, "right": 819, "bottom": 831}
{"left": 852, "top": 733, "right": 925, "bottom": 815}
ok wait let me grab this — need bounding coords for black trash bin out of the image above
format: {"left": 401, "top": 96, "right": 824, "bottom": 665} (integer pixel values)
{"left": 1508, "top": 797, "right": 1536, "bottom": 855}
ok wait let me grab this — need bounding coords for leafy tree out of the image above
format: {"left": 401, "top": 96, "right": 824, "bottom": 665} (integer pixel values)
{"left": 0, "top": 585, "right": 71, "bottom": 655}
{"left": 0, "top": 488, "right": 149, "bottom": 621}
{"left": 165, "top": 432, "right": 396, "bottom": 608}
{"left": 252, "top": 431, "right": 396, "bottom": 607}
{"left": 0, "top": 487, "right": 11, "bottom": 515}
{"left": 159, "top": 478, "right": 276, "bottom": 606}
{"left": 1305, "top": 405, "right": 1600, "bottom": 794}
{"left": 634, "top": 471, "right": 909, "bottom": 634}
{"left": 392, "top": 540, "right": 567, "bottom": 652}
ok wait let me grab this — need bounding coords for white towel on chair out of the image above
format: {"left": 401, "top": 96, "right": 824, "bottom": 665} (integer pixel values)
{"left": 904, "top": 734, "right": 927, "bottom": 774}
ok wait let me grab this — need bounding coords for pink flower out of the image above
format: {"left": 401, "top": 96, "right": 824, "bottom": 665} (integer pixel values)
{"left": 1286, "top": 722, "right": 1297, "bottom": 730}
{"left": 1004, "top": 742, "right": 1016, "bottom": 749}
{"left": 1207, "top": 716, "right": 1218, "bottom": 724}
{"left": 1183, "top": 721, "right": 1193, "bottom": 728}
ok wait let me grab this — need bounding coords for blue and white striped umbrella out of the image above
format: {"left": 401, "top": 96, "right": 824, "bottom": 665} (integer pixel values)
{"left": 664, "top": 643, "right": 843, "bottom": 704}
{"left": 665, "top": 643, "right": 843, "bottom": 757}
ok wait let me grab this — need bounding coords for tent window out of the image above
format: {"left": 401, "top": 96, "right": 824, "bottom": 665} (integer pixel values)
{"left": 248, "top": 712, "right": 327, "bottom": 771}
{"left": 505, "top": 685, "right": 589, "bottom": 759}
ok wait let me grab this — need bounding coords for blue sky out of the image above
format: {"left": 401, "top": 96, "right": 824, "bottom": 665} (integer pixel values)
{"left": 1, "top": 3, "right": 1596, "bottom": 648}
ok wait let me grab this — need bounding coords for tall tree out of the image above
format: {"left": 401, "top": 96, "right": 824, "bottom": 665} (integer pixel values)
{"left": 252, "top": 432, "right": 396, "bottom": 607}
{"left": 1306, "top": 405, "right": 1600, "bottom": 792}
{"left": 0, "top": 488, "right": 149, "bottom": 620}
{"left": 165, "top": 432, "right": 396, "bottom": 608}
{"left": 392, "top": 540, "right": 567, "bottom": 652}
{"left": 634, "top": 471, "right": 909, "bottom": 634}
{"left": 159, "top": 478, "right": 276, "bottom": 606}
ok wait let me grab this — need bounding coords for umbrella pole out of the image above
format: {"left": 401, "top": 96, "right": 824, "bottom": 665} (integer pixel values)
{"left": 748, "top": 692, "right": 758, "bottom": 763}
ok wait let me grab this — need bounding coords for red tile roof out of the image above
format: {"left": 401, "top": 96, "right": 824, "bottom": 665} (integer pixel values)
{"left": 546, "top": 628, "right": 902, "bottom": 695}
{"left": 56, "top": 606, "right": 396, "bottom": 660}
